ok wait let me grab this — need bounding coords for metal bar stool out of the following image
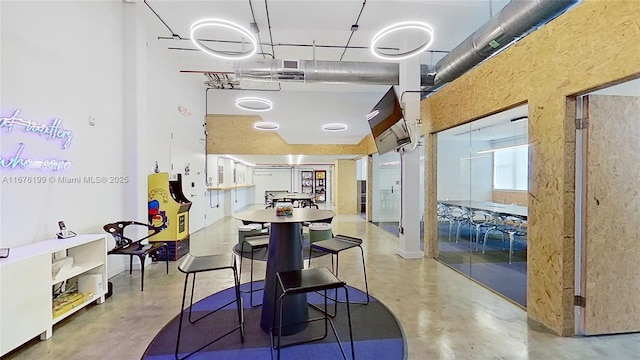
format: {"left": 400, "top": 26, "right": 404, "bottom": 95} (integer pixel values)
{"left": 239, "top": 232, "right": 270, "bottom": 307}
{"left": 308, "top": 234, "right": 370, "bottom": 317}
{"left": 175, "top": 253, "right": 244, "bottom": 360}
{"left": 270, "top": 267, "right": 355, "bottom": 360}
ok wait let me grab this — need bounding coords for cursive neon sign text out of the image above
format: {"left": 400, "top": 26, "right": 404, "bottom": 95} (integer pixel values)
{"left": 0, "top": 109, "right": 74, "bottom": 171}
{"left": 0, "top": 143, "right": 72, "bottom": 171}
{"left": 0, "top": 109, "right": 73, "bottom": 149}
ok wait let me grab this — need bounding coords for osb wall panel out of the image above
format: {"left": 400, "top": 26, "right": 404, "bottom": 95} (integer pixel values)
{"left": 423, "top": 133, "right": 439, "bottom": 258}
{"left": 491, "top": 190, "right": 528, "bottom": 206}
{"left": 583, "top": 95, "right": 640, "bottom": 334}
{"left": 206, "top": 114, "right": 376, "bottom": 155}
{"left": 335, "top": 159, "right": 358, "bottom": 214}
{"left": 366, "top": 155, "right": 373, "bottom": 221}
{"left": 421, "top": 0, "right": 640, "bottom": 336}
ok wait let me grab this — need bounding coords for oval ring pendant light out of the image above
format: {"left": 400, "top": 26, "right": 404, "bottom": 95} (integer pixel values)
{"left": 371, "top": 21, "right": 435, "bottom": 60}
{"left": 236, "top": 97, "right": 273, "bottom": 112}
{"left": 321, "top": 123, "right": 348, "bottom": 132}
{"left": 190, "top": 18, "right": 257, "bottom": 60}
{"left": 253, "top": 121, "right": 280, "bottom": 131}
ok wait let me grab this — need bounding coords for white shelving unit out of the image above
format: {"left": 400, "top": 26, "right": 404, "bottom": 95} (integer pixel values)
{"left": 0, "top": 234, "right": 107, "bottom": 356}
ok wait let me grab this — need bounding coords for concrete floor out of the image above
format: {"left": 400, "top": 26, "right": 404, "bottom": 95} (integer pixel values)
{"left": 3, "top": 209, "right": 640, "bottom": 359}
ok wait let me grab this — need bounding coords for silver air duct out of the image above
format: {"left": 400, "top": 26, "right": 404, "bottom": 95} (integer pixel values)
{"left": 233, "top": 0, "right": 577, "bottom": 90}
{"left": 430, "top": 0, "right": 578, "bottom": 87}
{"left": 235, "top": 59, "right": 399, "bottom": 85}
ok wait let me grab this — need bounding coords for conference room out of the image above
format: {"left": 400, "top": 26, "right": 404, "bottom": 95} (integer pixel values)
{"left": 436, "top": 104, "right": 529, "bottom": 307}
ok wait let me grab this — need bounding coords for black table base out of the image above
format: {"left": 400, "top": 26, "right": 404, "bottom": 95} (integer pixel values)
{"left": 260, "top": 222, "right": 308, "bottom": 335}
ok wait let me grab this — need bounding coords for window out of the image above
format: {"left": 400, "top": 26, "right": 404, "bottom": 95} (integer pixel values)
{"left": 493, "top": 147, "right": 528, "bottom": 190}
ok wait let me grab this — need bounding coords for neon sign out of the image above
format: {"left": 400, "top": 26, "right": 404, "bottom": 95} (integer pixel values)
{"left": 0, "top": 109, "right": 74, "bottom": 171}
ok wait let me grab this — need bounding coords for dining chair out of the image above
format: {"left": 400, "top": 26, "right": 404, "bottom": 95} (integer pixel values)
{"left": 103, "top": 221, "right": 168, "bottom": 292}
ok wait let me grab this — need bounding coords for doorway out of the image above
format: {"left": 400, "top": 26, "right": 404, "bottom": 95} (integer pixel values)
{"left": 574, "top": 78, "right": 640, "bottom": 335}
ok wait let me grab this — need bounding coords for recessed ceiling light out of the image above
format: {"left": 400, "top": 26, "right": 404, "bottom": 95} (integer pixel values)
{"left": 190, "top": 18, "right": 257, "bottom": 60}
{"left": 236, "top": 97, "right": 273, "bottom": 112}
{"left": 253, "top": 121, "right": 279, "bottom": 131}
{"left": 322, "top": 123, "right": 348, "bottom": 132}
{"left": 370, "top": 21, "right": 435, "bottom": 60}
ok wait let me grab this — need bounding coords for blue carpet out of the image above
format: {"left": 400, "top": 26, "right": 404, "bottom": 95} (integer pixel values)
{"left": 446, "top": 261, "right": 527, "bottom": 306}
{"left": 438, "top": 223, "right": 527, "bottom": 307}
{"left": 143, "top": 281, "right": 405, "bottom": 360}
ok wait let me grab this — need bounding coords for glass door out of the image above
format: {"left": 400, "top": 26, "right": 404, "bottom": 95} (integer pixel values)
{"left": 436, "top": 104, "right": 529, "bottom": 307}
{"left": 371, "top": 151, "right": 401, "bottom": 236}
{"left": 437, "top": 122, "right": 473, "bottom": 275}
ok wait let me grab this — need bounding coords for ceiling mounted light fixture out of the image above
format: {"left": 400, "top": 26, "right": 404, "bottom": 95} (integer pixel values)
{"left": 253, "top": 121, "right": 280, "bottom": 131}
{"left": 321, "top": 123, "right": 348, "bottom": 132}
{"left": 477, "top": 143, "right": 530, "bottom": 154}
{"left": 190, "top": 18, "right": 257, "bottom": 60}
{"left": 236, "top": 97, "right": 273, "bottom": 112}
{"left": 370, "top": 21, "right": 435, "bottom": 60}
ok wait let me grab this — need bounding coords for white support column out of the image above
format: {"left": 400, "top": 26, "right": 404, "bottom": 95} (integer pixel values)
{"left": 397, "top": 45, "right": 424, "bottom": 259}
{"left": 122, "top": 0, "right": 148, "bottom": 222}
{"left": 122, "top": 1, "right": 150, "bottom": 270}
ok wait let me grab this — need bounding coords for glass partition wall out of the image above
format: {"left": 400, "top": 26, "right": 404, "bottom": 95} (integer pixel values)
{"left": 371, "top": 151, "right": 401, "bottom": 236}
{"left": 436, "top": 105, "right": 529, "bottom": 307}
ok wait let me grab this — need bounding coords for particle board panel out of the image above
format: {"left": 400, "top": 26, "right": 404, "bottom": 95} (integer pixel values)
{"left": 420, "top": 0, "right": 640, "bottom": 335}
{"left": 583, "top": 95, "right": 640, "bottom": 335}
{"left": 423, "top": 132, "right": 439, "bottom": 258}
{"left": 491, "top": 190, "right": 527, "bottom": 206}
{"left": 206, "top": 114, "right": 375, "bottom": 156}
{"left": 526, "top": 94, "right": 570, "bottom": 335}
{"left": 335, "top": 159, "right": 357, "bottom": 214}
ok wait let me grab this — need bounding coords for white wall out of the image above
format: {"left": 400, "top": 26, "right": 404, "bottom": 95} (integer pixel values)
{"left": 1, "top": 1, "right": 125, "bottom": 249}
{"left": 205, "top": 155, "right": 255, "bottom": 215}
{"left": 356, "top": 157, "right": 367, "bottom": 180}
{"left": 0, "top": 1, "right": 216, "bottom": 278}
{"left": 253, "top": 167, "right": 293, "bottom": 204}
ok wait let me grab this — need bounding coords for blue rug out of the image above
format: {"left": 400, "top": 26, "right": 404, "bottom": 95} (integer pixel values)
{"left": 143, "top": 281, "right": 406, "bottom": 359}
{"left": 437, "top": 223, "right": 527, "bottom": 307}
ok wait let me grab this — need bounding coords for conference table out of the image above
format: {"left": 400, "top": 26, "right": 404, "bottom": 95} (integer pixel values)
{"left": 438, "top": 200, "right": 528, "bottom": 218}
{"left": 234, "top": 208, "right": 335, "bottom": 334}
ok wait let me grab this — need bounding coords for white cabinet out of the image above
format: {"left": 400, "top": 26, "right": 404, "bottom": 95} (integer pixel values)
{"left": 0, "top": 234, "right": 107, "bottom": 356}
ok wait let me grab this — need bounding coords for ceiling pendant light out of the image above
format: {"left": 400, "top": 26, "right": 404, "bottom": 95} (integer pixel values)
{"left": 236, "top": 97, "right": 273, "bottom": 112}
{"left": 477, "top": 143, "right": 530, "bottom": 154}
{"left": 253, "top": 121, "right": 280, "bottom": 131}
{"left": 321, "top": 123, "right": 348, "bottom": 132}
{"left": 371, "top": 21, "right": 435, "bottom": 60}
{"left": 190, "top": 18, "right": 257, "bottom": 60}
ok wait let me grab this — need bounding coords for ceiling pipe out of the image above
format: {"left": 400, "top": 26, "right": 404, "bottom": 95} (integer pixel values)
{"left": 235, "top": 59, "right": 399, "bottom": 85}
{"left": 427, "top": 0, "right": 579, "bottom": 87}
{"left": 233, "top": 0, "right": 577, "bottom": 90}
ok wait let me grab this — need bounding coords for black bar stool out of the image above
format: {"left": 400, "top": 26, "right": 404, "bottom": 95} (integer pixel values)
{"left": 175, "top": 253, "right": 244, "bottom": 360}
{"left": 309, "top": 234, "right": 370, "bottom": 316}
{"left": 270, "top": 267, "right": 355, "bottom": 360}
{"left": 239, "top": 232, "right": 270, "bottom": 307}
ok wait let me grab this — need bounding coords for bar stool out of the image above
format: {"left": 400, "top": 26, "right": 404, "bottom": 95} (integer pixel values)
{"left": 175, "top": 253, "right": 244, "bottom": 360}
{"left": 270, "top": 267, "right": 355, "bottom": 360}
{"left": 239, "top": 232, "right": 270, "bottom": 306}
{"left": 237, "top": 223, "right": 263, "bottom": 252}
{"left": 308, "top": 234, "right": 369, "bottom": 317}
{"left": 304, "top": 222, "right": 332, "bottom": 264}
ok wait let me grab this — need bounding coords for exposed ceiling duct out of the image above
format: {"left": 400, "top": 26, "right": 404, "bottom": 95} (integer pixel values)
{"left": 233, "top": 0, "right": 578, "bottom": 89}
{"left": 428, "top": 0, "right": 579, "bottom": 87}
{"left": 235, "top": 59, "right": 399, "bottom": 85}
